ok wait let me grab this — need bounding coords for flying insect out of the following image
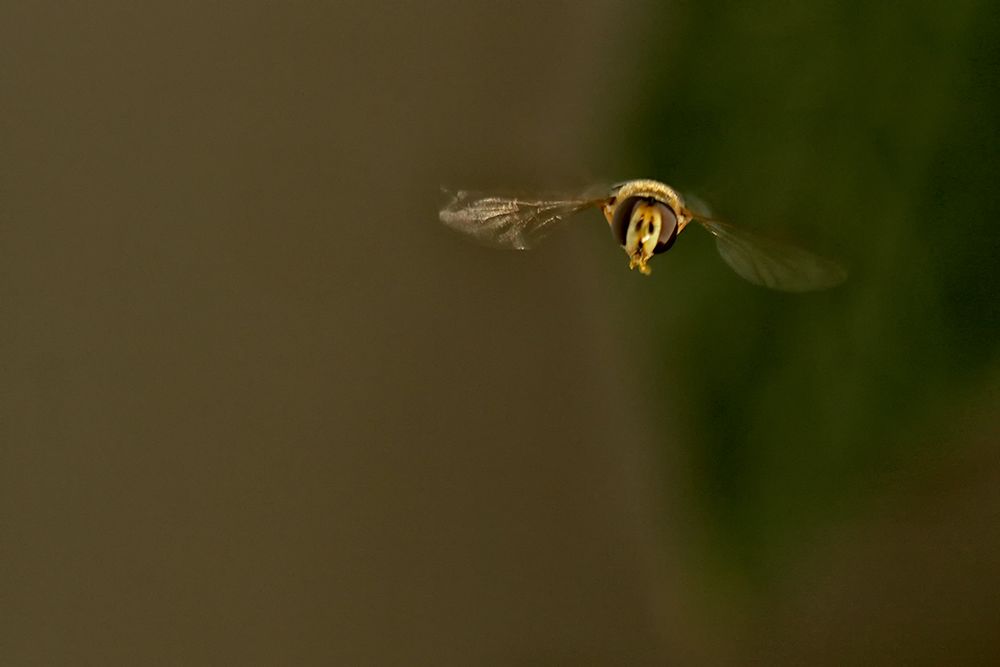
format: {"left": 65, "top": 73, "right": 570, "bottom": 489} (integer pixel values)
{"left": 440, "top": 179, "right": 846, "bottom": 292}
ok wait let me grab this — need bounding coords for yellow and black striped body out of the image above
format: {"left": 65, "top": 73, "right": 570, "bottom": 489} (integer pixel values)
{"left": 602, "top": 180, "right": 692, "bottom": 275}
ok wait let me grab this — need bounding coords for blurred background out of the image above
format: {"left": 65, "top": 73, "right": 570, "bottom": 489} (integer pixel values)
{"left": 3, "top": 1, "right": 998, "bottom": 664}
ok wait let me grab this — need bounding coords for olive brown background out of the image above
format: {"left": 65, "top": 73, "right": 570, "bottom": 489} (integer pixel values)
{"left": 3, "top": 1, "right": 999, "bottom": 665}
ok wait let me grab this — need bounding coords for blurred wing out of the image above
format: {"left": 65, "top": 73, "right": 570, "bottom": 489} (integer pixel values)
{"left": 695, "top": 218, "right": 847, "bottom": 292}
{"left": 439, "top": 190, "right": 602, "bottom": 250}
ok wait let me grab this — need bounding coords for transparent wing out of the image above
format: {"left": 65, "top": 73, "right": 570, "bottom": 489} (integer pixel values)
{"left": 694, "top": 217, "right": 847, "bottom": 292}
{"left": 439, "top": 190, "right": 603, "bottom": 250}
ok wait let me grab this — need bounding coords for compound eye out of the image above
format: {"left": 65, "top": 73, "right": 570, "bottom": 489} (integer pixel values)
{"left": 610, "top": 196, "right": 643, "bottom": 246}
{"left": 653, "top": 204, "right": 679, "bottom": 254}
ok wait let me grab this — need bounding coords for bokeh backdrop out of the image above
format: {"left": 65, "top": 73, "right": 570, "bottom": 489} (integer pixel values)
{"left": 4, "top": 1, "right": 998, "bottom": 664}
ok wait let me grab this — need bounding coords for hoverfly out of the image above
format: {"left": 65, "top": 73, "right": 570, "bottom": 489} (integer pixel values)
{"left": 439, "top": 179, "right": 846, "bottom": 292}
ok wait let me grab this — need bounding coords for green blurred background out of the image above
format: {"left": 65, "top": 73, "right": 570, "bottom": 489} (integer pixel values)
{"left": 628, "top": 0, "right": 998, "bottom": 577}
{"left": 4, "top": 1, "right": 998, "bottom": 664}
